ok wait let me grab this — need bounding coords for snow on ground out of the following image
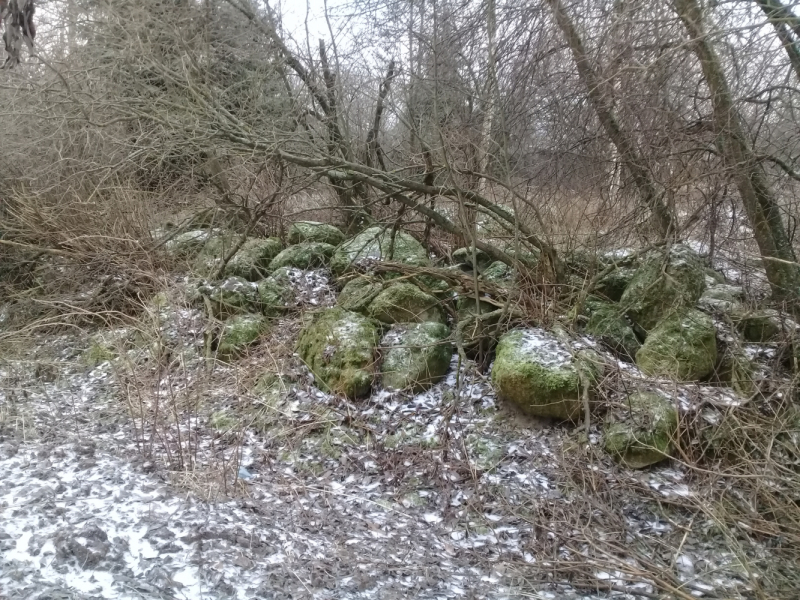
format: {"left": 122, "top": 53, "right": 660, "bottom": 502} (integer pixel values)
{"left": 0, "top": 270, "right": 783, "bottom": 599}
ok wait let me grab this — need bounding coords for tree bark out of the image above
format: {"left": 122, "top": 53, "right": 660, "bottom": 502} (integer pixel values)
{"left": 677, "top": 0, "right": 800, "bottom": 303}
{"left": 753, "top": 0, "right": 800, "bottom": 81}
{"left": 546, "top": 0, "right": 675, "bottom": 239}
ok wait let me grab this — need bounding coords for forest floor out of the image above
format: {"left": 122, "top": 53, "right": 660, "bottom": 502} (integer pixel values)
{"left": 0, "top": 266, "right": 793, "bottom": 600}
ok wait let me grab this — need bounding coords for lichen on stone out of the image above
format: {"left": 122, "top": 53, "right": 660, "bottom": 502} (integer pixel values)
{"left": 491, "top": 328, "right": 600, "bottom": 421}
{"left": 635, "top": 308, "right": 717, "bottom": 381}
{"left": 268, "top": 242, "right": 336, "bottom": 272}
{"left": 213, "top": 313, "right": 268, "bottom": 361}
{"left": 330, "top": 226, "right": 429, "bottom": 275}
{"left": 367, "top": 282, "right": 445, "bottom": 324}
{"left": 288, "top": 221, "right": 346, "bottom": 246}
{"left": 296, "top": 307, "right": 380, "bottom": 398}
{"left": 604, "top": 391, "right": 678, "bottom": 469}
{"left": 380, "top": 322, "right": 452, "bottom": 392}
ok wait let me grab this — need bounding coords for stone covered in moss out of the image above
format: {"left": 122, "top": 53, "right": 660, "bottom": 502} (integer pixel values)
{"left": 367, "top": 282, "right": 444, "bottom": 324}
{"left": 337, "top": 276, "right": 385, "bottom": 314}
{"left": 635, "top": 309, "right": 717, "bottom": 381}
{"left": 214, "top": 314, "right": 268, "bottom": 361}
{"left": 164, "top": 229, "right": 226, "bottom": 259}
{"left": 604, "top": 391, "right": 678, "bottom": 469}
{"left": 698, "top": 284, "right": 744, "bottom": 313}
{"left": 197, "top": 276, "right": 260, "bottom": 318}
{"left": 480, "top": 261, "right": 513, "bottom": 286}
{"left": 596, "top": 267, "right": 637, "bottom": 302}
{"left": 296, "top": 307, "right": 380, "bottom": 398}
{"left": 380, "top": 322, "right": 453, "bottom": 392}
{"left": 620, "top": 244, "right": 707, "bottom": 331}
{"left": 330, "top": 226, "right": 429, "bottom": 275}
{"left": 268, "top": 242, "right": 335, "bottom": 272}
{"left": 585, "top": 301, "right": 641, "bottom": 361}
{"left": 733, "top": 309, "right": 781, "bottom": 343}
{"left": 715, "top": 344, "right": 756, "bottom": 397}
{"left": 224, "top": 237, "right": 283, "bottom": 280}
{"left": 288, "top": 221, "right": 346, "bottom": 246}
{"left": 257, "top": 272, "right": 295, "bottom": 316}
{"left": 453, "top": 247, "right": 493, "bottom": 273}
{"left": 491, "top": 328, "right": 601, "bottom": 420}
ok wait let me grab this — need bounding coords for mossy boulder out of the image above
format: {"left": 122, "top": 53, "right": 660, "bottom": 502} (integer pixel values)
{"left": 585, "top": 301, "right": 641, "bottom": 361}
{"left": 698, "top": 284, "right": 744, "bottom": 314}
{"left": 367, "top": 282, "right": 445, "bottom": 324}
{"left": 480, "top": 261, "right": 513, "bottom": 286}
{"left": 330, "top": 226, "right": 429, "bottom": 275}
{"left": 620, "top": 244, "right": 707, "bottom": 331}
{"left": 380, "top": 322, "right": 453, "bottom": 392}
{"left": 214, "top": 314, "right": 268, "bottom": 361}
{"left": 492, "top": 328, "right": 601, "bottom": 420}
{"left": 296, "top": 307, "right": 380, "bottom": 398}
{"left": 337, "top": 276, "right": 385, "bottom": 314}
{"left": 164, "top": 229, "right": 226, "bottom": 259}
{"left": 453, "top": 247, "right": 493, "bottom": 273}
{"left": 224, "top": 237, "right": 283, "bottom": 280}
{"left": 257, "top": 273, "right": 295, "bottom": 316}
{"left": 288, "top": 221, "right": 346, "bottom": 246}
{"left": 715, "top": 345, "right": 757, "bottom": 397}
{"left": 596, "top": 267, "right": 637, "bottom": 302}
{"left": 733, "top": 309, "right": 781, "bottom": 343}
{"left": 197, "top": 276, "right": 260, "bottom": 318}
{"left": 635, "top": 309, "right": 717, "bottom": 381}
{"left": 604, "top": 392, "right": 678, "bottom": 469}
{"left": 456, "top": 295, "right": 503, "bottom": 355}
{"left": 268, "top": 242, "right": 335, "bottom": 271}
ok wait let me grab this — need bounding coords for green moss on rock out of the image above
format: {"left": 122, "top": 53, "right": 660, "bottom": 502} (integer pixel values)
{"left": 453, "top": 247, "right": 493, "bottom": 273}
{"left": 268, "top": 242, "right": 335, "bottom": 271}
{"left": 164, "top": 229, "right": 226, "bottom": 259}
{"left": 635, "top": 309, "right": 717, "bottom": 381}
{"left": 257, "top": 271, "right": 295, "bottom": 316}
{"left": 491, "top": 328, "right": 600, "bottom": 421}
{"left": 214, "top": 313, "right": 268, "bottom": 361}
{"left": 604, "top": 391, "right": 678, "bottom": 468}
{"left": 585, "top": 301, "right": 641, "bottom": 361}
{"left": 620, "top": 244, "right": 707, "bottom": 331}
{"left": 296, "top": 307, "right": 380, "bottom": 398}
{"left": 288, "top": 221, "right": 346, "bottom": 246}
{"left": 224, "top": 237, "right": 283, "bottom": 280}
{"left": 367, "top": 282, "right": 444, "bottom": 324}
{"left": 330, "top": 226, "right": 429, "bottom": 275}
{"left": 733, "top": 309, "right": 781, "bottom": 343}
{"left": 337, "top": 276, "right": 385, "bottom": 314}
{"left": 480, "top": 261, "right": 513, "bottom": 286}
{"left": 380, "top": 322, "right": 453, "bottom": 392}
{"left": 596, "top": 267, "right": 637, "bottom": 302}
{"left": 197, "top": 276, "right": 261, "bottom": 318}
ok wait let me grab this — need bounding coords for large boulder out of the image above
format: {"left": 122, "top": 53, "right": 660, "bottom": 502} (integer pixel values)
{"left": 337, "top": 276, "right": 385, "bottom": 314}
{"left": 733, "top": 309, "right": 782, "bottom": 343}
{"left": 268, "top": 242, "right": 336, "bottom": 271}
{"left": 288, "top": 221, "right": 346, "bottom": 246}
{"left": 455, "top": 296, "right": 503, "bottom": 355}
{"left": 213, "top": 314, "right": 269, "bottom": 361}
{"left": 603, "top": 392, "right": 678, "bottom": 469}
{"left": 257, "top": 271, "right": 295, "bottom": 316}
{"left": 224, "top": 237, "right": 283, "bottom": 280}
{"left": 620, "top": 244, "right": 707, "bottom": 331}
{"left": 585, "top": 301, "right": 641, "bottom": 361}
{"left": 491, "top": 328, "right": 601, "bottom": 420}
{"left": 367, "top": 282, "right": 445, "bottom": 324}
{"left": 480, "top": 261, "right": 513, "bottom": 286}
{"left": 197, "top": 277, "right": 260, "bottom": 318}
{"left": 296, "top": 307, "right": 380, "bottom": 398}
{"left": 453, "top": 247, "right": 493, "bottom": 273}
{"left": 380, "top": 322, "right": 453, "bottom": 392}
{"left": 697, "top": 283, "right": 744, "bottom": 314}
{"left": 163, "top": 228, "right": 226, "bottom": 259}
{"left": 635, "top": 309, "right": 717, "bottom": 381}
{"left": 596, "top": 267, "right": 637, "bottom": 302}
{"left": 330, "top": 226, "right": 429, "bottom": 275}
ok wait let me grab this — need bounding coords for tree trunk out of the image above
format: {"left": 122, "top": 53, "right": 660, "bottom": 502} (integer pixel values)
{"left": 753, "top": 0, "right": 800, "bottom": 81}
{"left": 677, "top": 0, "right": 800, "bottom": 304}
{"left": 546, "top": 0, "right": 675, "bottom": 239}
